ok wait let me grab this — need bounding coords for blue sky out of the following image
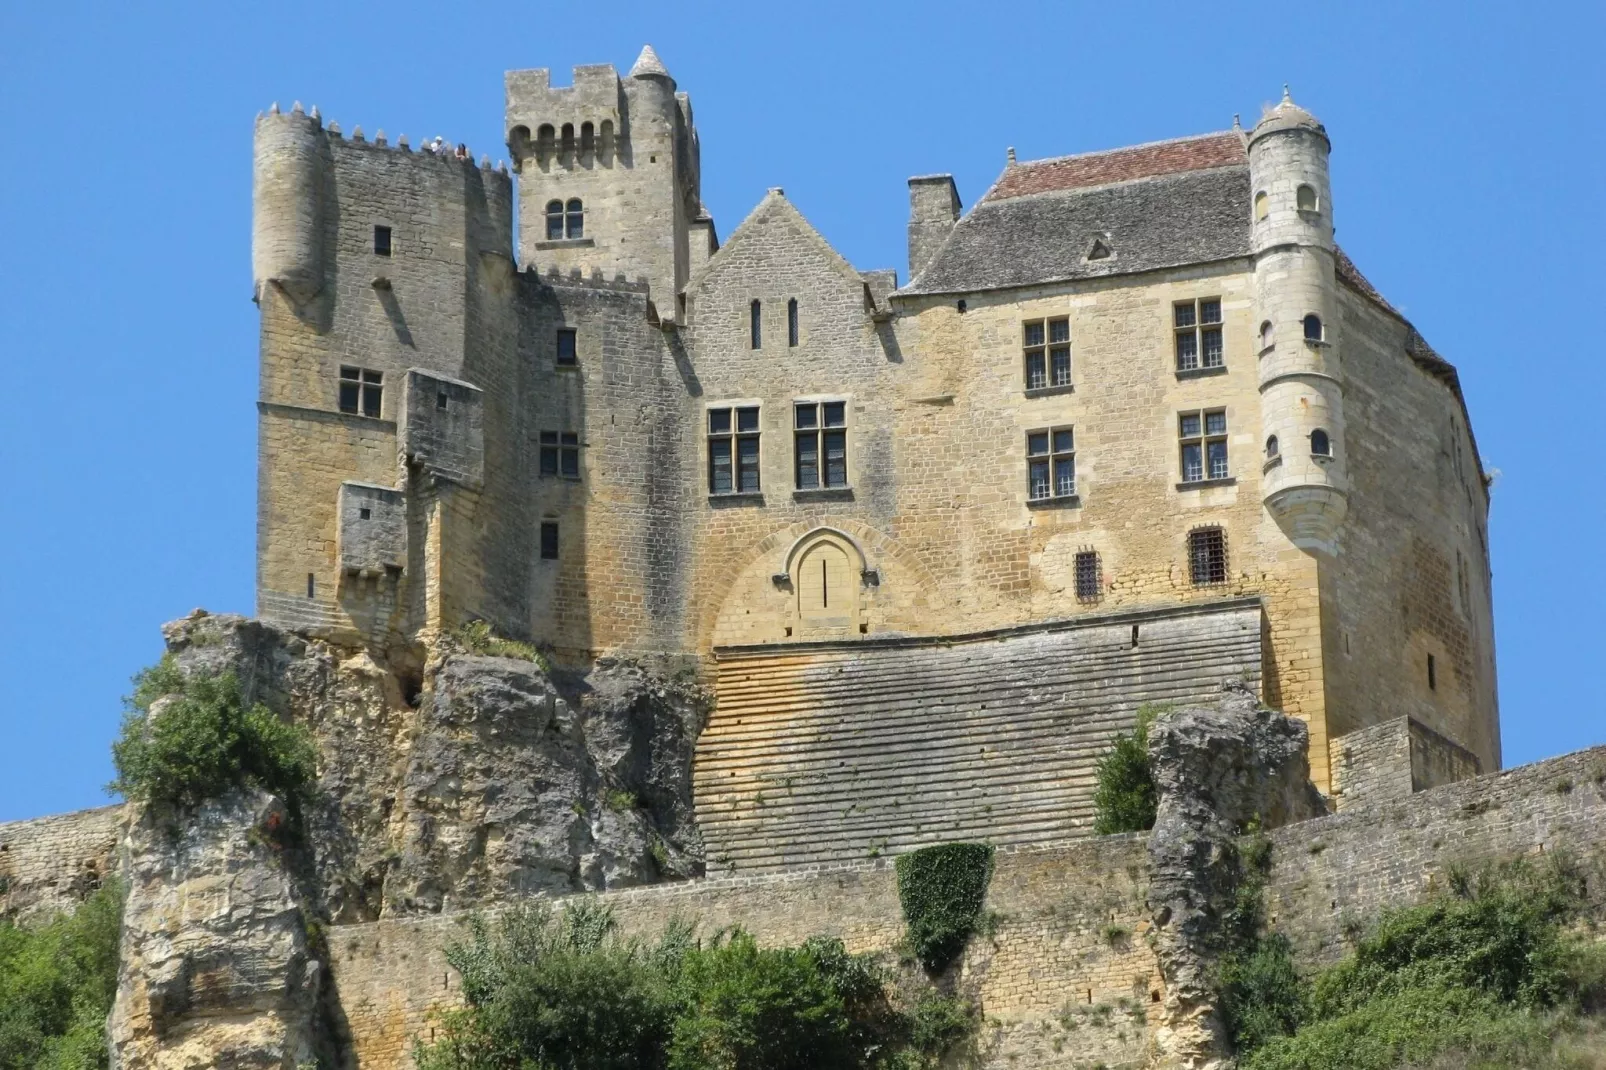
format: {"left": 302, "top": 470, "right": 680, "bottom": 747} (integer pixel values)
{"left": 1, "top": 1, "right": 1601, "bottom": 822}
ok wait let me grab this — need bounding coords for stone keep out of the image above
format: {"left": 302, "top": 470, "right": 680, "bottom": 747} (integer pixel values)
{"left": 250, "top": 50, "right": 1498, "bottom": 798}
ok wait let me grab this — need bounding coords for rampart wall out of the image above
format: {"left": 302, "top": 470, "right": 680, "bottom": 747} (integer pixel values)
{"left": 323, "top": 743, "right": 1606, "bottom": 1069}
{"left": 0, "top": 805, "right": 123, "bottom": 923}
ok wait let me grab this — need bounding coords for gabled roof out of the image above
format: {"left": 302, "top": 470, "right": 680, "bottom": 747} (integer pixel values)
{"left": 686, "top": 188, "right": 869, "bottom": 298}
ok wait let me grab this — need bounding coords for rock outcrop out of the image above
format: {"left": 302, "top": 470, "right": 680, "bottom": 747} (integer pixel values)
{"left": 1145, "top": 682, "right": 1326, "bottom": 1069}
{"left": 109, "top": 791, "right": 324, "bottom": 1070}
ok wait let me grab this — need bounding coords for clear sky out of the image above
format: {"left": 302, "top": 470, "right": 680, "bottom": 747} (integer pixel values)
{"left": 2, "top": 1, "right": 1602, "bottom": 822}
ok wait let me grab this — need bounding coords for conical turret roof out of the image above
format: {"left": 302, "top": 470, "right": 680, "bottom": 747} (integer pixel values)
{"left": 629, "top": 44, "right": 671, "bottom": 79}
{"left": 1251, "top": 85, "right": 1325, "bottom": 142}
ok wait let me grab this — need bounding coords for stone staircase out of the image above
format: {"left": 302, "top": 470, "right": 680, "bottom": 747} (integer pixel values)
{"left": 696, "top": 598, "right": 1264, "bottom": 873}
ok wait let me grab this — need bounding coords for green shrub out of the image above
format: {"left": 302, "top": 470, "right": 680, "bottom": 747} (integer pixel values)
{"left": 453, "top": 620, "right": 548, "bottom": 669}
{"left": 0, "top": 881, "right": 124, "bottom": 1070}
{"left": 1091, "top": 704, "right": 1162, "bottom": 835}
{"left": 415, "top": 902, "right": 973, "bottom": 1070}
{"left": 1236, "top": 857, "right": 1606, "bottom": 1070}
{"left": 894, "top": 843, "right": 995, "bottom": 973}
{"left": 109, "top": 658, "right": 318, "bottom": 816}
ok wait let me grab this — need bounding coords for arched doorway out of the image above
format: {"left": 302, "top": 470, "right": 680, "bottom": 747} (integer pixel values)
{"left": 788, "top": 530, "right": 864, "bottom": 639}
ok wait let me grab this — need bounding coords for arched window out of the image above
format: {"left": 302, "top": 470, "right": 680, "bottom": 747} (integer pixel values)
{"left": 1259, "top": 320, "right": 1274, "bottom": 350}
{"left": 1265, "top": 435, "right": 1279, "bottom": 458}
{"left": 565, "top": 199, "right": 583, "bottom": 239}
{"left": 598, "top": 119, "right": 615, "bottom": 162}
{"left": 1303, "top": 314, "right": 1324, "bottom": 341}
{"left": 580, "top": 121, "right": 595, "bottom": 158}
{"left": 536, "top": 124, "right": 556, "bottom": 159}
{"left": 1296, "top": 184, "right": 1319, "bottom": 212}
{"left": 560, "top": 122, "right": 575, "bottom": 155}
{"left": 750, "top": 300, "right": 762, "bottom": 349}
{"left": 545, "top": 200, "right": 564, "bottom": 240}
{"left": 1310, "top": 429, "right": 1332, "bottom": 456}
{"left": 1254, "top": 191, "right": 1269, "bottom": 221}
{"left": 787, "top": 298, "right": 799, "bottom": 347}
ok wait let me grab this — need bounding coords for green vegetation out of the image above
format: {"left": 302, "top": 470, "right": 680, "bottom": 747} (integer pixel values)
{"left": 109, "top": 657, "right": 318, "bottom": 819}
{"left": 894, "top": 843, "right": 995, "bottom": 973}
{"left": 453, "top": 620, "right": 549, "bottom": 669}
{"left": 1229, "top": 857, "right": 1606, "bottom": 1070}
{"left": 1090, "top": 704, "right": 1162, "bottom": 835}
{"left": 0, "top": 881, "right": 124, "bottom": 1070}
{"left": 413, "top": 901, "right": 973, "bottom": 1070}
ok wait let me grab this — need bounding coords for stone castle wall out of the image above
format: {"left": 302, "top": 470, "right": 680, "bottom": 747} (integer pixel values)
{"left": 317, "top": 742, "right": 1606, "bottom": 1070}
{"left": 0, "top": 804, "right": 123, "bottom": 923}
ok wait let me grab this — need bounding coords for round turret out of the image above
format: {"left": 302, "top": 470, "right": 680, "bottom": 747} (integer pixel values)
{"left": 252, "top": 107, "right": 327, "bottom": 303}
{"left": 1249, "top": 89, "right": 1348, "bottom": 554}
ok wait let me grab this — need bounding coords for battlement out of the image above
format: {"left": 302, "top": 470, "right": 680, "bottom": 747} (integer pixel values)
{"left": 526, "top": 262, "right": 652, "bottom": 294}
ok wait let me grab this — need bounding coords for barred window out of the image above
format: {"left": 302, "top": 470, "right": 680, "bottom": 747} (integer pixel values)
{"left": 545, "top": 200, "right": 563, "bottom": 240}
{"left": 1023, "top": 316, "right": 1071, "bottom": 389}
{"left": 555, "top": 328, "right": 577, "bottom": 366}
{"left": 1188, "top": 527, "right": 1228, "bottom": 586}
{"left": 1174, "top": 298, "right": 1224, "bottom": 371}
{"left": 1074, "top": 550, "right": 1101, "bottom": 601}
{"left": 709, "top": 406, "right": 761, "bottom": 494}
{"left": 1179, "top": 409, "right": 1229, "bottom": 482}
{"left": 338, "top": 366, "right": 382, "bottom": 418}
{"left": 795, "top": 401, "right": 847, "bottom": 489}
{"left": 1027, "top": 426, "right": 1076, "bottom": 501}
{"left": 540, "top": 521, "right": 559, "bottom": 560}
{"left": 539, "top": 431, "right": 580, "bottom": 478}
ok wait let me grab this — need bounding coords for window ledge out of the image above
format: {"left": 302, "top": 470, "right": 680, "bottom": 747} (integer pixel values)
{"left": 1177, "top": 477, "right": 1238, "bottom": 491}
{"left": 1027, "top": 493, "right": 1082, "bottom": 509}
{"left": 532, "top": 237, "right": 595, "bottom": 250}
{"left": 1262, "top": 455, "right": 1283, "bottom": 473}
{"left": 1175, "top": 364, "right": 1228, "bottom": 380}
{"left": 793, "top": 487, "right": 855, "bottom": 502}
{"left": 1023, "top": 383, "right": 1076, "bottom": 399}
{"left": 554, "top": 361, "right": 580, "bottom": 371}
{"left": 1312, "top": 453, "right": 1334, "bottom": 464}
{"left": 1303, "top": 338, "right": 1331, "bottom": 349}
{"left": 708, "top": 492, "right": 765, "bottom": 507}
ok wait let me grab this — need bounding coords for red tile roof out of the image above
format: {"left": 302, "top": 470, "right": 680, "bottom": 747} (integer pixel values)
{"left": 986, "top": 133, "right": 1247, "bottom": 202}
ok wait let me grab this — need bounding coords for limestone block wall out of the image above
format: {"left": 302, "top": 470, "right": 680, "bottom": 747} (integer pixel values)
{"left": 0, "top": 805, "right": 123, "bottom": 923}
{"left": 1330, "top": 715, "right": 1482, "bottom": 811}
{"left": 699, "top": 599, "right": 1264, "bottom": 872}
{"left": 325, "top": 835, "right": 1160, "bottom": 1070}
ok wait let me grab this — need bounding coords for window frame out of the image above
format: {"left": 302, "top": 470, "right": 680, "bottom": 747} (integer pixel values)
{"left": 1187, "top": 527, "right": 1229, "bottom": 586}
{"left": 750, "top": 300, "right": 762, "bottom": 350}
{"left": 373, "top": 224, "right": 392, "bottom": 257}
{"left": 555, "top": 328, "right": 578, "bottom": 367}
{"left": 1026, "top": 425, "right": 1077, "bottom": 503}
{"left": 1073, "top": 549, "right": 1101, "bottom": 602}
{"left": 1303, "top": 314, "right": 1324, "bottom": 342}
{"left": 1310, "top": 428, "right": 1332, "bottom": 458}
{"left": 338, "top": 365, "right": 383, "bottom": 418}
{"left": 793, "top": 399, "right": 848, "bottom": 490}
{"left": 565, "top": 198, "right": 583, "bottom": 239}
{"left": 1173, "top": 297, "right": 1225, "bottom": 373}
{"left": 544, "top": 200, "right": 564, "bottom": 240}
{"left": 708, "top": 404, "right": 762, "bottom": 495}
{"left": 539, "top": 521, "right": 559, "bottom": 560}
{"left": 1022, "top": 316, "right": 1072, "bottom": 391}
{"left": 787, "top": 298, "right": 799, "bottom": 348}
{"left": 538, "top": 430, "right": 581, "bottom": 480}
{"left": 1178, "top": 408, "right": 1230, "bottom": 484}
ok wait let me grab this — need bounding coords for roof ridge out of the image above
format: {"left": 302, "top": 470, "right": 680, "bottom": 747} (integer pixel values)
{"left": 1010, "top": 130, "right": 1240, "bottom": 170}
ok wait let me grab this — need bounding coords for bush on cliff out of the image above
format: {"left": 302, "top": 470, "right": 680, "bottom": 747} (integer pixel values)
{"left": 108, "top": 656, "right": 318, "bottom": 815}
{"left": 1236, "top": 857, "right": 1606, "bottom": 1070}
{"left": 414, "top": 901, "right": 970, "bottom": 1070}
{"left": 0, "top": 880, "right": 124, "bottom": 1070}
{"left": 1091, "top": 704, "right": 1161, "bottom": 835}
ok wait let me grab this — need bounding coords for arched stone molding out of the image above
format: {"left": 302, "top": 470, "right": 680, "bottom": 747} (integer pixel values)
{"left": 697, "top": 517, "right": 943, "bottom": 651}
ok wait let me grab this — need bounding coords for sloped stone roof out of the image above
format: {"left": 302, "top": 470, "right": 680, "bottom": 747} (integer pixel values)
{"left": 987, "top": 133, "right": 1246, "bottom": 201}
{"left": 902, "top": 163, "right": 1251, "bottom": 296}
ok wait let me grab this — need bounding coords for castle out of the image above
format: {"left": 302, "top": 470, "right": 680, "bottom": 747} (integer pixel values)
{"left": 251, "top": 46, "right": 1497, "bottom": 865}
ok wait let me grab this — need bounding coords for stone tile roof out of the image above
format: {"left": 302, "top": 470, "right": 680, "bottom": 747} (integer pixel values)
{"left": 901, "top": 163, "right": 1252, "bottom": 296}
{"left": 985, "top": 133, "right": 1247, "bottom": 202}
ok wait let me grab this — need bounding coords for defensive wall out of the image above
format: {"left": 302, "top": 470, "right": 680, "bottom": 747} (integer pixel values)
{"left": 321, "top": 737, "right": 1606, "bottom": 1069}
{"left": 0, "top": 804, "right": 122, "bottom": 923}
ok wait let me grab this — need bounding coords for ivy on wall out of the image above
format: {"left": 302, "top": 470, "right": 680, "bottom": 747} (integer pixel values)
{"left": 894, "top": 843, "right": 995, "bottom": 973}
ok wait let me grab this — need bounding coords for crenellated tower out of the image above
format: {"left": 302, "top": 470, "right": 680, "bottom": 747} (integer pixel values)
{"left": 1250, "top": 88, "right": 1348, "bottom": 554}
{"left": 505, "top": 45, "right": 712, "bottom": 319}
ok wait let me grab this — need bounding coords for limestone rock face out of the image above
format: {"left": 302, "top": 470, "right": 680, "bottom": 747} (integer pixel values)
{"left": 108, "top": 792, "right": 321, "bottom": 1070}
{"left": 1145, "top": 683, "right": 1326, "bottom": 1070}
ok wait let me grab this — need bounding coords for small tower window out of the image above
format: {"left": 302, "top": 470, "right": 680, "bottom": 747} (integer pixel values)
{"left": 339, "top": 366, "right": 383, "bottom": 418}
{"left": 373, "top": 225, "right": 392, "bottom": 256}
{"left": 787, "top": 298, "right": 799, "bottom": 348}
{"left": 560, "top": 123, "right": 575, "bottom": 155}
{"left": 1310, "top": 428, "right": 1332, "bottom": 457}
{"left": 1303, "top": 314, "right": 1324, "bottom": 342}
{"left": 1187, "top": 527, "right": 1228, "bottom": 586}
{"left": 750, "top": 300, "right": 762, "bottom": 350}
{"left": 555, "top": 328, "right": 577, "bottom": 366}
{"left": 1259, "top": 320, "right": 1274, "bottom": 350}
{"left": 539, "top": 431, "right": 581, "bottom": 479}
{"left": 1296, "top": 184, "right": 1319, "bottom": 212}
{"left": 536, "top": 124, "right": 556, "bottom": 159}
{"left": 307, "top": 572, "right": 316, "bottom": 598}
{"left": 1427, "top": 653, "right": 1437, "bottom": 691}
{"left": 565, "top": 199, "right": 584, "bottom": 239}
{"left": 580, "top": 121, "right": 595, "bottom": 158}
{"left": 545, "top": 200, "right": 564, "bottom": 240}
{"left": 540, "top": 521, "right": 559, "bottom": 560}
{"left": 1254, "top": 191, "right": 1269, "bottom": 220}
{"left": 1074, "top": 550, "right": 1101, "bottom": 601}
{"left": 1265, "top": 434, "right": 1279, "bottom": 458}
